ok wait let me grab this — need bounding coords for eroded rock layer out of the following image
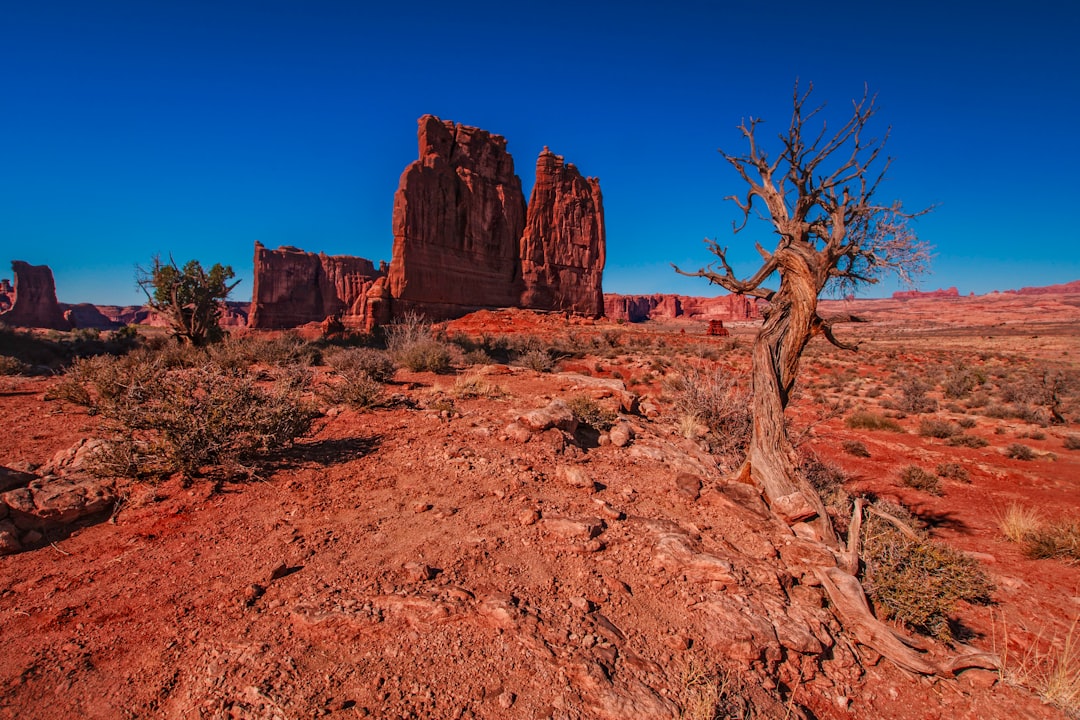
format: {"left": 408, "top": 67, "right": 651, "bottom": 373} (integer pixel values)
{"left": 0, "top": 261, "right": 69, "bottom": 330}
{"left": 389, "top": 115, "right": 528, "bottom": 319}
{"left": 519, "top": 148, "right": 605, "bottom": 318}
{"left": 604, "top": 293, "right": 760, "bottom": 323}
{"left": 248, "top": 243, "right": 385, "bottom": 329}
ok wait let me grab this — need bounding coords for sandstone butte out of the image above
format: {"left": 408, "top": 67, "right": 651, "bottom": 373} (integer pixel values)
{"left": 0, "top": 261, "right": 69, "bottom": 330}
{"left": 249, "top": 114, "right": 610, "bottom": 329}
{"left": 891, "top": 286, "right": 960, "bottom": 300}
{"left": 604, "top": 292, "right": 761, "bottom": 323}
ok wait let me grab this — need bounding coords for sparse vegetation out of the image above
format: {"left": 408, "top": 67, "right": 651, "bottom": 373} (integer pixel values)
{"left": 842, "top": 439, "right": 871, "bottom": 457}
{"left": 946, "top": 434, "right": 989, "bottom": 448}
{"left": 919, "top": 418, "right": 959, "bottom": 439}
{"left": 137, "top": 256, "right": 239, "bottom": 346}
{"left": 862, "top": 503, "right": 993, "bottom": 642}
{"left": 385, "top": 312, "right": 453, "bottom": 373}
{"left": 935, "top": 462, "right": 970, "bottom": 483}
{"left": 845, "top": 411, "right": 903, "bottom": 432}
{"left": 666, "top": 366, "right": 751, "bottom": 462}
{"left": 1064, "top": 434, "right": 1080, "bottom": 450}
{"left": 899, "top": 465, "right": 941, "bottom": 494}
{"left": 568, "top": 395, "right": 617, "bottom": 431}
{"left": 1005, "top": 443, "right": 1036, "bottom": 461}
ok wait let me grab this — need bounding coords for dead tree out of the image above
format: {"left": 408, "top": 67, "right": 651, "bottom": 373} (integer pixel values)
{"left": 675, "top": 83, "right": 931, "bottom": 542}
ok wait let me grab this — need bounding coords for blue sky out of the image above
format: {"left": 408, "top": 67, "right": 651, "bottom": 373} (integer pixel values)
{"left": 1, "top": 0, "right": 1077, "bottom": 305}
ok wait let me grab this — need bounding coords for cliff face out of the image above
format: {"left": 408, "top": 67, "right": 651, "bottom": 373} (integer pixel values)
{"left": 891, "top": 287, "right": 960, "bottom": 300}
{"left": 519, "top": 148, "right": 605, "bottom": 318}
{"left": 388, "top": 115, "right": 528, "bottom": 318}
{"left": 248, "top": 244, "right": 384, "bottom": 329}
{"left": 603, "top": 293, "right": 759, "bottom": 323}
{"left": 0, "top": 261, "right": 70, "bottom": 330}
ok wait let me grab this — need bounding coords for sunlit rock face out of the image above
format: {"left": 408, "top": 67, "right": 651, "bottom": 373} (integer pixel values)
{"left": 0, "top": 261, "right": 69, "bottom": 330}
{"left": 519, "top": 147, "right": 606, "bottom": 318}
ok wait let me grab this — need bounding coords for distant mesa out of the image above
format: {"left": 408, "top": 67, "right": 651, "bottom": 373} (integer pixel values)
{"left": 1007, "top": 279, "right": 1080, "bottom": 296}
{"left": 249, "top": 114, "right": 607, "bottom": 330}
{"left": 0, "top": 261, "right": 70, "bottom": 330}
{"left": 891, "top": 287, "right": 960, "bottom": 300}
{"left": 604, "top": 293, "right": 761, "bottom": 323}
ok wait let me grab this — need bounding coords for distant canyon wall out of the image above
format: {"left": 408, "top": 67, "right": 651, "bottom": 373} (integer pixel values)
{"left": 0, "top": 261, "right": 70, "bottom": 330}
{"left": 250, "top": 114, "right": 607, "bottom": 329}
{"left": 604, "top": 293, "right": 761, "bottom": 323}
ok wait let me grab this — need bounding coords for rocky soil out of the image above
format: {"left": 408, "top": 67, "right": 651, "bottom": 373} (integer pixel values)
{"left": 1, "top": 296, "right": 1078, "bottom": 719}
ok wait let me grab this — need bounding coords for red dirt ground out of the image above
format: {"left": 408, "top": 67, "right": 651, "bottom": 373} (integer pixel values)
{"left": 1, "top": 291, "right": 1079, "bottom": 719}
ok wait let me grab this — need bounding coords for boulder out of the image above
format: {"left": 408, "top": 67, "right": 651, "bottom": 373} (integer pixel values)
{"left": 519, "top": 148, "right": 606, "bottom": 317}
{"left": 389, "top": 115, "right": 528, "bottom": 319}
{"left": 2, "top": 476, "right": 115, "bottom": 531}
{"left": 0, "top": 261, "right": 70, "bottom": 329}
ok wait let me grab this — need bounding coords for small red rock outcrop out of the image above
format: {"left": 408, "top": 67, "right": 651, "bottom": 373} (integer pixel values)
{"left": 248, "top": 243, "right": 386, "bottom": 330}
{"left": 519, "top": 148, "right": 606, "bottom": 318}
{"left": 0, "top": 261, "right": 70, "bottom": 330}
{"left": 891, "top": 287, "right": 960, "bottom": 300}
{"left": 604, "top": 293, "right": 760, "bottom": 323}
{"left": 389, "top": 115, "right": 528, "bottom": 319}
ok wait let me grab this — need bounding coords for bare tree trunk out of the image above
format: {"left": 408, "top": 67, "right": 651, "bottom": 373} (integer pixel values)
{"left": 738, "top": 248, "right": 836, "bottom": 544}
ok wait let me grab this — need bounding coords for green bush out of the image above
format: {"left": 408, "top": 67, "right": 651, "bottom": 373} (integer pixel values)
{"left": 862, "top": 503, "right": 993, "bottom": 642}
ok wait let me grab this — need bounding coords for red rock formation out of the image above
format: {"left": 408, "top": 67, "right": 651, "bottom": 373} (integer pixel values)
{"left": 1010, "top": 280, "right": 1080, "bottom": 295}
{"left": 389, "top": 115, "right": 528, "bottom": 319}
{"left": 0, "top": 261, "right": 69, "bottom": 330}
{"left": 519, "top": 148, "right": 605, "bottom": 317}
{"left": 248, "top": 243, "right": 384, "bottom": 329}
{"left": 604, "top": 293, "right": 760, "bottom": 322}
{"left": 891, "top": 287, "right": 960, "bottom": 300}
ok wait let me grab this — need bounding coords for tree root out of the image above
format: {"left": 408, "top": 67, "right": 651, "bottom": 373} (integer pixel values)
{"left": 814, "top": 566, "right": 1000, "bottom": 678}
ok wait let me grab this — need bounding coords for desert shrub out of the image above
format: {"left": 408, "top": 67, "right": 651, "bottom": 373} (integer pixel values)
{"left": 514, "top": 348, "right": 554, "bottom": 373}
{"left": 942, "top": 366, "right": 984, "bottom": 399}
{"left": 568, "top": 395, "right": 617, "bottom": 431}
{"left": 919, "top": 418, "right": 959, "bottom": 439}
{"left": 861, "top": 503, "right": 993, "bottom": 642}
{"left": 897, "top": 377, "right": 938, "bottom": 414}
{"left": 956, "top": 416, "right": 977, "bottom": 429}
{"left": 1018, "top": 428, "right": 1047, "bottom": 440}
{"left": 666, "top": 366, "right": 751, "bottom": 460}
{"left": 0, "top": 355, "right": 29, "bottom": 375}
{"left": 92, "top": 361, "right": 316, "bottom": 478}
{"left": 214, "top": 333, "right": 322, "bottom": 368}
{"left": 1006, "top": 443, "right": 1036, "bottom": 461}
{"left": 385, "top": 313, "right": 453, "bottom": 373}
{"left": 899, "top": 465, "right": 941, "bottom": 494}
{"left": 452, "top": 374, "right": 506, "bottom": 400}
{"left": 1024, "top": 523, "right": 1080, "bottom": 562}
{"left": 936, "top": 462, "right": 970, "bottom": 483}
{"left": 865, "top": 385, "right": 884, "bottom": 398}
{"left": 842, "top": 439, "right": 871, "bottom": 458}
{"left": 845, "top": 411, "right": 903, "bottom": 432}
{"left": 328, "top": 348, "right": 396, "bottom": 383}
{"left": 1064, "top": 434, "right": 1080, "bottom": 450}
{"left": 946, "top": 434, "right": 989, "bottom": 448}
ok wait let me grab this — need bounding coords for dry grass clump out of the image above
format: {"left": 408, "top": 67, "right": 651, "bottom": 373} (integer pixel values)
{"left": 899, "top": 465, "right": 941, "bottom": 495}
{"left": 1001, "top": 616, "right": 1080, "bottom": 716}
{"left": 998, "top": 503, "right": 1044, "bottom": 544}
{"left": 861, "top": 503, "right": 993, "bottom": 642}
{"left": 0, "top": 355, "right": 29, "bottom": 375}
{"left": 666, "top": 366, "right": 751, "bottom": 462}
{"left": 845, "top": 411, "right": 903, "bottom": 432}
{"left": 321, "top": 348, "right": 397, "bottom": 409}
{"left": 1062, "top": 434, "right": 1080, "bottom": 450}
{"left": 385, "top": 312, "right": 453, "bottom": 373}
{"left": 452, "top": 374, "right": 506, "bottom": 400}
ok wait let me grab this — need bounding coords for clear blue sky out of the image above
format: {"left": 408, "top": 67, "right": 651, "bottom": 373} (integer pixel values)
{"left": 1, "top": 0, "right": 1077, "bottom": 305}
